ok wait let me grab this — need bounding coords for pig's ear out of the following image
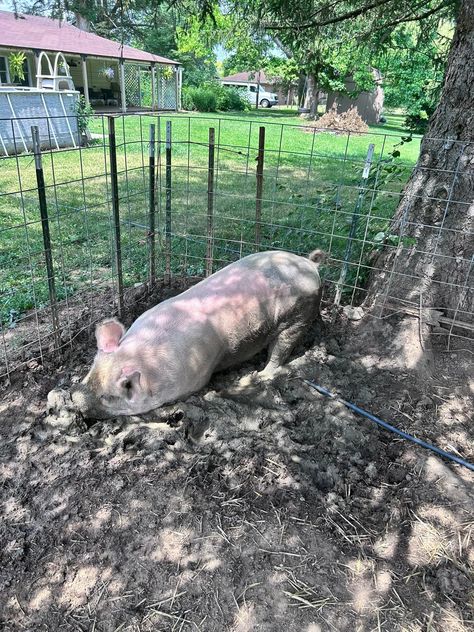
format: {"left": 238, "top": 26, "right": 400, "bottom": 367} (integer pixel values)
{"left": 119, "top": 367, "right": 141, "bottom": 400}
{"left": 96, "top": 318, "right": 125, "bottom": 353}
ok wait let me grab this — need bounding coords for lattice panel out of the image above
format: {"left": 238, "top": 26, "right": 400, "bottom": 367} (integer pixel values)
{"left": 157, "top": 66, "right": 177, "bottom": 110}
{"left": 124, "top": 65, "right": 141, "bottom": 108}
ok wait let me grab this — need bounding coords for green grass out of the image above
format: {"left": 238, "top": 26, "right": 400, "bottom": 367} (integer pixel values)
{"left": 0, "top": 109, "right": 420, "bottom": 326}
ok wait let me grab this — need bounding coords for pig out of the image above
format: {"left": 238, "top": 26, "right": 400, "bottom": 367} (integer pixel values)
{"left": 70, "top": 249, "right": 325, "bottom": 419}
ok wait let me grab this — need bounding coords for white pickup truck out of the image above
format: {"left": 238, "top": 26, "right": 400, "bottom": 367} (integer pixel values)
{"left": 222, "top": 83, "right": 279, "bottom": 108}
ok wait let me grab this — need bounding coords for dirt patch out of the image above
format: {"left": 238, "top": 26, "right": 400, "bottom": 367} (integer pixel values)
{"left": 0, "top": 282, "right": 473, "bottom": 631}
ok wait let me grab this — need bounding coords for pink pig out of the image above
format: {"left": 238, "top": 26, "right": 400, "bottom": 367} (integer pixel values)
{"left": 71, "top": 249, "right": 324, "bottom": 418}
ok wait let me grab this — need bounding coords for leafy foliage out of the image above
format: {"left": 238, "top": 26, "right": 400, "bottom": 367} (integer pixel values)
{"left": 375, "top": 22, "right": 452, "bottom": 133}
{"left": 216, "top": 0, "right": 456, "bottom": 117}
{"left": 8, "top": 51, "right": 26, "bottom": 83}
{"left": 182, "top": 83, "right": 250, "bottom": 112}
{"left": 74, "top": 94, "right": 94, "bottom": 135}
{"left": 183, "top": 86, "right": 218, "bottom": 111}
{"left": 216, "top": 86, "right": 250, "bottom": 111}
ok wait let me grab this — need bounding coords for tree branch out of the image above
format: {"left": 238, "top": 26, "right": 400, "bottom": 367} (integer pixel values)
{"left": 263, "top": 0, "right": 396, "bottom": 30}
{"left": 370, "top": 0, "right": 452, "bottom": 32}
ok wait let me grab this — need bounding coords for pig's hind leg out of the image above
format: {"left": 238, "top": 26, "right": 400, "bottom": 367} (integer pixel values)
{"left": 231, "top": 321, "right": 305, "bottom": 392}
{"left": 260, "top": 320, "right": 307, "bottom": 380}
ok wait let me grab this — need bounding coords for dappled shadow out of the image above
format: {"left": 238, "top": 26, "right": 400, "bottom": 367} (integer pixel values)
{"left": 1, "top": 295, "right": 473, "bottom": 630}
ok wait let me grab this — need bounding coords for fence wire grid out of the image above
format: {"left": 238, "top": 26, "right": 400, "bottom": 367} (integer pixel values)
{"left": 0, "top": 113, "right": 472, "bottom": 379}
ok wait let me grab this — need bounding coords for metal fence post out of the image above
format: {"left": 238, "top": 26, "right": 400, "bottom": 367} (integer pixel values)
{"left": 148, "top": 123, "right": 156, "bottom": 287}
{"left": 31, "top": 126, "right": 60, "bottom": 350}
{"left": 165, "top": 120, "right": 172, "bottom": 285}
{"left": 255, "top": 126, "right": 265, "bottom": 250}
{"left": 334, "top": 143, "right": 375, "bottom": 306}
{"left": 107, "top": 116, "right": 124, "bottom": 317}
{"left": 206, "top": 127, "right": 215, "bottom": 277}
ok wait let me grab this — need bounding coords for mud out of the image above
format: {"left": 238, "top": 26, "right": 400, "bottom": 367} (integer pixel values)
{"left": 0, "top": 281, "right": 473, "bottom": 632}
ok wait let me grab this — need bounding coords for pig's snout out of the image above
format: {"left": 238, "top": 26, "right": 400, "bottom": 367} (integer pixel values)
{"left": 69, "top": 383, "right": 108, "bottom": 420}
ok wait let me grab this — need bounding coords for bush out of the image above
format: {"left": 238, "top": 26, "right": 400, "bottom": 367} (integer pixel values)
{"left": 74, "top": 95, "right": 94, "bottom": 136}
{"left": 181, "top": 86, "right": 194, "bottom": 111}
{"left": 404, "top": 100, "right": 435, "bottom": 134}
{"left": 182, "top": 84, "right": 250, "bottom": 113}
{"left": 216, "top": 86, "right": 249, "bottom": 112}
{"left": 184, "top": 87, "right": 218, "bottom": 112}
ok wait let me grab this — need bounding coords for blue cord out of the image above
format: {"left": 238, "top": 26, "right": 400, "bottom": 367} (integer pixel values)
{"left": 304, "top": 380, "right": 474, "bottom": 473}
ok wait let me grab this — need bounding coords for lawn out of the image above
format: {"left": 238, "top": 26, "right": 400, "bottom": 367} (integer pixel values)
{"left": 0, "top": 108, "right": 421, "bottom": 327}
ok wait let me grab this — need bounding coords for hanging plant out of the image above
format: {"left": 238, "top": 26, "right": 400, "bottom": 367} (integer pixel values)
{"left": 99, "top": 66, "right": 115, "bottom": 80}
{"left": 9, "top": 51, "right": 26, "bottom": 83}
{"left": 162, "top": 66, "right": 174, "bottom": 80}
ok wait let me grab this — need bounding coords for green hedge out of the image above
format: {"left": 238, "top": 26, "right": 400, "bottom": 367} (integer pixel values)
{"left": 182, "top": 84, "right": 250, "bottom": 112}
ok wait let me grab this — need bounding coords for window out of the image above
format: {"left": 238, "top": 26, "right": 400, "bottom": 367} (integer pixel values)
{"left": 249, "top": 85, "right": 257, "bottom": 93}
{"left": 0, "top": 56, "right": 9, "bottom": 84}
{"left": 0, "top": 56, "right": 31, "bottom": 86}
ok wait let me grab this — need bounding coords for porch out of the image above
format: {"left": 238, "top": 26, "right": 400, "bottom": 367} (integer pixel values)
{"left": 48, "top": 54, "right": 182, "bottom": 113}
{"left": 0, "top": 10, "right": 182, "bottom": 114}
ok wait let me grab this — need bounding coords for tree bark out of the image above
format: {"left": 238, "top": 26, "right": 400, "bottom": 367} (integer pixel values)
{"left": 297, "top": 72, "right": 306, "bottom": 107}
{"left": 75, "top": 11, "right": 90, "bottom": 32}
{"left": 366, "top": 0, "right": 474, "bottom": 339}
{"left": 302, "top": 73, "right": 318, "bottom": 118}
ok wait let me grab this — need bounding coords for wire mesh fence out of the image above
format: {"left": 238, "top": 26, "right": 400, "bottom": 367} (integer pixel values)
{"left": 0, "top": 112, "right": 472, "bottom": 379}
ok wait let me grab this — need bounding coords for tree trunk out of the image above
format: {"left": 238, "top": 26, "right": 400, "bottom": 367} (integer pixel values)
{"left": 302, "top": 73, "right": 318, "bottom": 118}
{"left": 75, "top": 11, "right": 90, "bottom": 32}
{"left": 297, "top": 72, "right": 305, "bottom": 108}
{"left": 365, "top": 0, "right": 474, "bottom": 344}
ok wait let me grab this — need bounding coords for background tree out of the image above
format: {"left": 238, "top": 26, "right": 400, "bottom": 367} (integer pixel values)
{"left": 375, "top": 21, "right": 453, "bottom": 132}
{"left": 223, "top": 0, "right": 472, "bottom": 342}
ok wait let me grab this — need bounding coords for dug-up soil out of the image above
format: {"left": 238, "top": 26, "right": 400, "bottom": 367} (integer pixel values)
{"left": 0, "top": 280, "right": 473, "bottom": 632}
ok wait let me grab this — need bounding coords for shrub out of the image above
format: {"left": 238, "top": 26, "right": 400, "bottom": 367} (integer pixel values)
{"left": 181, "top": 84, "right": 249, "bottom": 113}
{"left": 186, "top": 87, "right": 218, "bottom": 112}
{"left": 181, "top": 86, "right": 195, "bottom": 111}
{"left": 216, "top": 86, "right": 249, "bottom": 112}
{"left": 404, "top": 100, "right": 435, "bottom": 134}
{"left": 74, "top": 95, "right": 95, "bottom": 136}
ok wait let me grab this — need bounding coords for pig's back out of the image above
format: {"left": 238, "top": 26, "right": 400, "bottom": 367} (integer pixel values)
{"left": 187, "top": 250, "right": 320, "bottom": 296}
{"left": 128, "top": 250, "right": 320, "bottom": 349}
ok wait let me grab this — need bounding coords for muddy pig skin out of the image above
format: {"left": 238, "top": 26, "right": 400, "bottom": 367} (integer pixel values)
{"left": 70, "top": 249, "right": 324, "bottom": 419}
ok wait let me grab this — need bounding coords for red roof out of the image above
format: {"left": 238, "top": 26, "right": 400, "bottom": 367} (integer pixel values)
{"left": 0, "top": 10, "right": 179, "bottom": 65}
{"left": 221, "top": 71, "right": 275, "bottom": 84}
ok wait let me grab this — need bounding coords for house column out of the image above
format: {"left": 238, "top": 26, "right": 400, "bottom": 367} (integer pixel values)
{"left": 151, "top": 63, "right": 156, "bottom": 111}
{"left": 178, "top": 67, "right": 183, "bottom": 110}
{"left": 33, "top": 49, "right": 41, "bottom": 87}
{"left": 119, "top": 60, "right": 127, "bottom": 113}
{"left": 81, "top": 55, "right": 90, "bottom": 106}
{"left": 174, "top": 65, "right": 179, "bottom": 112}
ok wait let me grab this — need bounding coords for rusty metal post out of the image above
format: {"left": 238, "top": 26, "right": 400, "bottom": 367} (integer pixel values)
{"left": 206, "top": 127, "right": 215, "bottom": 277}
{"left": 148, "top": 123, "right": 156, "bottom": 287}
{"left": 107, "top": 116, "right": 124, "bottom": 317}
{"left": 255, "top": 126, "right": 265, "bottom": 250}
{"left": 31, "top": 125, "right": 60, "bottom": 350}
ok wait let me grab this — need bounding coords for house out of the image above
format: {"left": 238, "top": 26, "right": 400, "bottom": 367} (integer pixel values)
{"left": 220, "top": 70, "right": 297, "bottom": 106}
{"left": 0, "top": 10, "right": 182, "bottom": 154}
{"left": 0, "top": 10, "right": 181, "bottom": 112}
